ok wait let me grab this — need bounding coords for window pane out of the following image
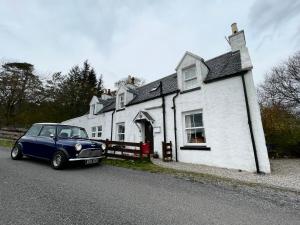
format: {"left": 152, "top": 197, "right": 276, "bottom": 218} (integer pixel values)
{"left": 186, "top": 128, "right": 205, "bottom": 143}
{"left": 118, "top": 134, "right": 125, "bottom": 141}
{"left": 97, "top": 126, "right": 102, "bottom": 131}
{"left": 193, "top": 113, "right": 203, "bottom": 127}
{"left": 39, "top": 126, "right": 56, "bottom": 137}
{"left": 185, "top": 115, "right": 192, "bottom": 128}
{"left": 26, "top": 124, "right": 42, "bottom": 136}
{"left": 92, "top": 133, "right": 95, "bottom": 138}
{"left": 183, "top": 66, "right": 196, "bottom": 80}
{"left": 184, "top": 79, "right": 197, "bottom": 89}
{"left": 97, "top": 132, "right": 102, "bottom": 137}
{"left": 92, "top": 127, "right": 96, "bottom": 132}
{"left": 118, "top": 124, "right": 125, "bottom": 133}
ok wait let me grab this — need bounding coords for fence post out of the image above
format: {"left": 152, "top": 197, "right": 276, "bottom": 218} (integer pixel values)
{"left": 105, "top": 139, "right": 109, "bottom": 157}
{"left": 139, "top": 142, "right": 143, "bottom": 159}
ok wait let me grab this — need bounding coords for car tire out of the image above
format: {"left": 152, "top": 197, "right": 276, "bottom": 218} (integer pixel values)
{"left": 11, "top": 144, "right": 23, "bottom": 160}
{"left": 51, "top": 151, "right": 67, "bottom": 170}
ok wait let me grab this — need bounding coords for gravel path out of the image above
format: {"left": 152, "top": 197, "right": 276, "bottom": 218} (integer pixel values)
{"left": 152, "top": 158, "right": 300, "bottom": 191}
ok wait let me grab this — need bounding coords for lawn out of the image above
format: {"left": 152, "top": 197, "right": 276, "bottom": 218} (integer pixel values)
{"left": 0, "top": 139, "right": 14, "bottom": 148}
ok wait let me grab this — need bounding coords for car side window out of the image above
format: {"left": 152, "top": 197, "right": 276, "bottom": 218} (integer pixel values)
{"left": 26, "top": 124, "right": 42, "bottom": 137}
{"left": 39, "top": 126, "right": 56, "bottom": 138}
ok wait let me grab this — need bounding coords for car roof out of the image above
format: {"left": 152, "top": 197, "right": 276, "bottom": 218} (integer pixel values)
{"left": 34, "top": 123, "right": 61, "bottom": 125}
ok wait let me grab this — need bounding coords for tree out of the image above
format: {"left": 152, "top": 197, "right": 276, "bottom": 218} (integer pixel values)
{"left": 258, "top": 51, "right": 300, "bottom": 157}
{"left": 114, "top": 75, "right": 145, "bottom": 88}
{"left": 45, "top": 60, "right": 104, "bottom": 120}
{"left": 0, "top": 62, "right": 43, "bottom": 126}
{"left": 258, "top": 51, "right": 300, "bottom": 111}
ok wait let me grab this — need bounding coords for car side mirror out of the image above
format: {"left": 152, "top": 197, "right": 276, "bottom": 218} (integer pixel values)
{"left": 50, "top": 133, "right": 55, "bottom": 139}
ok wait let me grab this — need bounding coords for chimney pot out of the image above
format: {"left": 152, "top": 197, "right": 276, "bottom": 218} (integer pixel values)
{"left": 231, "top": 23, "right": 238, "bottom": 34}
{"left": 131, "top": 77, "right": 135, "bottom": 85}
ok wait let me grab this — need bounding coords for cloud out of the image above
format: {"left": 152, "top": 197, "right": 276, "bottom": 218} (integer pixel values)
{"left": 249, "top": 0, "right": 300, "bottom": 35}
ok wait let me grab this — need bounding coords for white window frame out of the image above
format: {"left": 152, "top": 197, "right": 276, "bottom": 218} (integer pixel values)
{"left": 91, "top": 126, "right": 97, "bottom": 138}
{"left": 97, "top": 126, "right": 102, "bottom": 138}
{"left": 183, "top": 110, "right": 206, "bottom": 145}
{"left": 118, "top": 93, "right": 125, "bottom": 109}
{"left": 182, "top": 65, "right": 198, "bottom": 90}
{"left": 116, "top": 122, "right": 125, "bottom": 141}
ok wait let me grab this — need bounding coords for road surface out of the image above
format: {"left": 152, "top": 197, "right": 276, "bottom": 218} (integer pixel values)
{"left": 0, "top": 147, "right": 299, "bottom": 225}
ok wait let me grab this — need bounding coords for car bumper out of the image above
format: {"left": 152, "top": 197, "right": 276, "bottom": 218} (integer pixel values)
{"left": 68, "top": 156, "right": 105, "bottom": 161}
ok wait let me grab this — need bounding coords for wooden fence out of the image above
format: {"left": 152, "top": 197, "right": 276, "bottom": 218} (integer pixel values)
{"left": 96, "top": 139, "right": 150, "bottom": 160}
{"left": 0, "top": 128, "right": 26, "bottom": 140}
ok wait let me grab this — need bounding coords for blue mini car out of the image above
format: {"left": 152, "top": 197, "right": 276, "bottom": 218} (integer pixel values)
{"left": 11, "top": 123, "right": 106, "bottom": 169}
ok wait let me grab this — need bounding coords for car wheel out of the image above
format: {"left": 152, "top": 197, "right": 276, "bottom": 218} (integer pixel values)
{"left": 51, "top": 151, "right": 67, "bottom": 170}
{"left": 11, "top": 145, "right": 23, "bottom": 160}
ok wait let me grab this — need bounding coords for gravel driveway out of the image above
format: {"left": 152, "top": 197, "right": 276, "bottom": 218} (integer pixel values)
{"left": 153, "top": 158, "right": 300, "bottom": 191}
{"left": 0, "top": 148, "right": 299, "bottom": 225}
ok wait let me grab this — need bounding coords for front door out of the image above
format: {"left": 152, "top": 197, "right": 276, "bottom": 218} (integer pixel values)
{"left": 144, "top": 121, "right": 153, "bottom": 153}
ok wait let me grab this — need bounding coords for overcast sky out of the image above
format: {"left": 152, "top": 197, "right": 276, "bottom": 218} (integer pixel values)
{"left": 1, "top": 0, "right": 299, "bottom": 88}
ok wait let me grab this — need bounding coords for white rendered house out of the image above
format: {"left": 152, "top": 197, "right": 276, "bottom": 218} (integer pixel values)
{"left": 63, "top": 24, "right": 271, "bottom": 173}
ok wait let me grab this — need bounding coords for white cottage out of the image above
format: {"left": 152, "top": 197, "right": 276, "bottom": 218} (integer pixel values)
{"left": 63, "top": 24, "right": 271, "bottom": 173}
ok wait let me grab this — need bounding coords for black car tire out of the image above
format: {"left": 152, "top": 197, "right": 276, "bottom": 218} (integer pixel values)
{"left": 11, "top": 144, "right": 23, "bottom": 160}
{"left": 51, "top": 151, "right": 67, "bottom": 170}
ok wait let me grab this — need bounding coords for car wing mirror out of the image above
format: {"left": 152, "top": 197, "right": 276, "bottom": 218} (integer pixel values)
{"left": 50, "top": 133, "right": 55, "bottom": 139}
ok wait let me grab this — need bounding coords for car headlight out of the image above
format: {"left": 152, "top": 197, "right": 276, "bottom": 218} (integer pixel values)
{"left": 101, "top": 143, "right": 106, "bottom": 150}
{"left": 75, "top": 143, "right": 82, "bottom": 151}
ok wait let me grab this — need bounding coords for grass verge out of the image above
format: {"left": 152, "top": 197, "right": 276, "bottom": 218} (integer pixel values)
{"left": 0, "top": 139, "right": 14, "bottom": 148}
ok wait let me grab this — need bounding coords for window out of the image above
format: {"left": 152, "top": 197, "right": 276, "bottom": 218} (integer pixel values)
{"left": 118, "top": 93, "right": 125, "bottom": 109}
{"left": 91, "top": 127, "right": 97, "bottom": 138}
{"left": 57, "top": 126, "right": 88, "bottom": 139}
{"left": 184, "top": 111, "right": 205, "bottom": 144}
{"left": 183, "top": 66, "right": 197, "bottom": 90}
{"left": 91, "top": 126, "right": 102, "bottom": 138}
{"left": 97, "top": 126, "right": 102, "bottom": 137}
{"left": 26, "top": 124, "right": 42, "bottom": 136}
{"left": 39, "top": 125, "right": 56, "bottom": 138}
{"left": 117, "top": 123, "right": 125, "bottom": 141}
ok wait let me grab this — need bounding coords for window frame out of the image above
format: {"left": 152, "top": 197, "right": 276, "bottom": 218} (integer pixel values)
{"left": 26, "top": 124, "right": 43, "bottom": 137}
{"left": 183, "top": 110, "right": 206, "bottom": 145}
{"left": 116, "top": 122, "right": 125, "bottom": 141}
{"left": 91, "top": 126, "right": 97, "bottom": 138}
{"left": 97, "top": 126, "right": 102, "bottom": 138}
{"left": 182, "top": 65, "right": 198, "bottom": 90}
{"left": 118, "top": 93, "right": 125, "bottom": 109}
{"left": 38, "top": 125, "right": 57, "bottom": 138}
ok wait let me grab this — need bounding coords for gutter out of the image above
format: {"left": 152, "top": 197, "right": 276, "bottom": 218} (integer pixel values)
{"left": 110, "top": 110, "right": 115, "bottom": 140}
{"left": 172, "top": 90, "right": 180, "bottom": 162}
{"left": 160, "top": 81, "right": 167, "bottom": 144}
{"left": 241, "top": 73, "right": 260, "bottom": 174}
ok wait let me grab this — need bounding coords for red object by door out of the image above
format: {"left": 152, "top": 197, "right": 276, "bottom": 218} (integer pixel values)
{"left": 141, "top": 143, "right": 150, "bottom": 155}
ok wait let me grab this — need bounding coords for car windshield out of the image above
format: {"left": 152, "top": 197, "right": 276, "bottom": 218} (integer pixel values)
{"left": 57, "top": 126, "right": 88, "bottom": 139}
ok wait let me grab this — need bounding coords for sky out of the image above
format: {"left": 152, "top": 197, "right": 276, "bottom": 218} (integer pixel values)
{"left": 1, "top": 0, "right": 300, "bottom": 89}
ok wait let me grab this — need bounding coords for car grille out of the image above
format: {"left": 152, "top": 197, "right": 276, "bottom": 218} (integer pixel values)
{"left": 78, "top": 148, "right": 102, "bottom": 158}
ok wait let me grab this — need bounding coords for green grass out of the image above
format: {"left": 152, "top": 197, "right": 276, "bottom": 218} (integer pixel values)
{"left": 0, "top": 139, "right": 14, "bottom": 148}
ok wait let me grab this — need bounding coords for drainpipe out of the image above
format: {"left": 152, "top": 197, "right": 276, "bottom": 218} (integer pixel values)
{"left": 110, "top": 110, "right": 115, "bottom": 140}
{"left": 160, "top": 81, "right": 166, "bottom": 144}
{"left": 241, "top": 73, "right": 260, "bottom": 174}
{"left": 172, "top": 90, "right": 180, "bottom": 162}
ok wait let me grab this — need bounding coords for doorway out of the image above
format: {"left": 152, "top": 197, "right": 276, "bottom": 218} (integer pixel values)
{"left": 144, "top": 121, "right": 154, "bottom": 153}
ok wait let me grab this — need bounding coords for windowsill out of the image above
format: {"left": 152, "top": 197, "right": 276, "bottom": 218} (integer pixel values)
{"left": 116, "top": 108, "right": 125, "bottom": 112}
{"left": 180, "top": 145, "right": 211, "bottom": 151}
{"left": 180, "top": 87, "right": 201, "bottom": 94}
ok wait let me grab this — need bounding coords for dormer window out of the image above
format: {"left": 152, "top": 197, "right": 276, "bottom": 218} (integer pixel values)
{"left": 183, "top": 65, "right": 197, "bottom": 90}
{"left": 118, "top": 93, "right": 125, "bottom": 109}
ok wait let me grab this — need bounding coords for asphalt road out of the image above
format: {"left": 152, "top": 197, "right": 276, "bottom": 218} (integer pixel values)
{"left": 0, "top": 148, "right": 299, "bottom": 225}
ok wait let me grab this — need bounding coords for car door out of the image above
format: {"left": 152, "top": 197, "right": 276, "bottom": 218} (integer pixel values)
{"left": 21, "top": 124, "right": 43, "bottom": 156}
{"left": 34, "top": 125, "right": 57, "bottom": 159}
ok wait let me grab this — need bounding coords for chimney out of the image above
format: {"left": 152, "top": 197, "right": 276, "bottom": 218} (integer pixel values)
{"left": 127, "top": 75, "right": 132, "bottom": 84}
{"left": 131, "top": 76, "right": 135, "bottom": 85}
{"left": 231, "top": 23, "right": 238, "bottom": 34}
{"left": 107, "top": 89, "right": 111, "bottom": 95}
{"left": 228, "top": 23, "right": 252, "bottom": 69}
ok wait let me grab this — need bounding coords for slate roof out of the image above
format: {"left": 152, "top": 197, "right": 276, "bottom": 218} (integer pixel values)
{"left": 97, "top": 50, "right": 245, "bottom": 113}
